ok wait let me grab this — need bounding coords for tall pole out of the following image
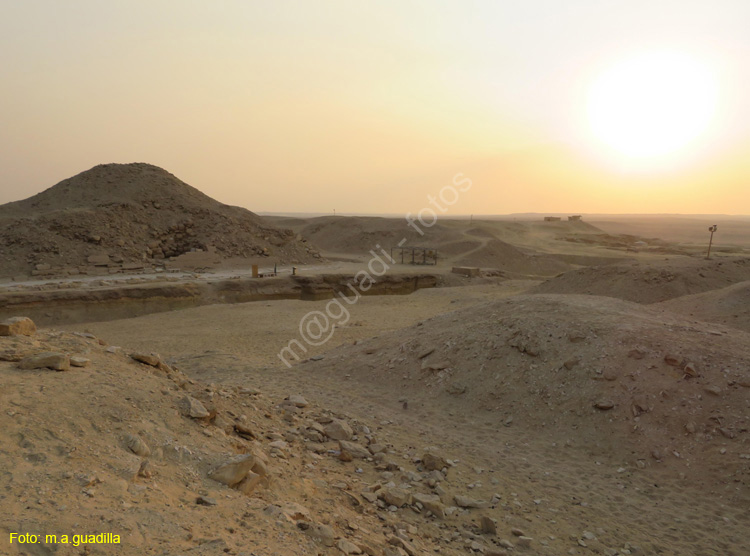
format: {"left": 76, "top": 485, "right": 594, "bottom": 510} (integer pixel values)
{"left": 706, "top": 225, "right": 718, "bottom": 259}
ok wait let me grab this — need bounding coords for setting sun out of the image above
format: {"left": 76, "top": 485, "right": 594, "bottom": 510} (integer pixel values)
{"left": 587, "top": 51, "right": 719, "bottom": 162}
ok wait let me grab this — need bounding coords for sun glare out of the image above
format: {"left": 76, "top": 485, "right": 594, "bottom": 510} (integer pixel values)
{"left": 587, "top": 51, "right": 719, "bottom": 162}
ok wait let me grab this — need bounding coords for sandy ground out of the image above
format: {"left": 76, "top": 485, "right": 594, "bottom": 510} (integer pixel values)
{"left": 4, "top": 212, "right": 750, "bottom": 556}
{"left": 57, "top": 278, "right": 750, "bottom": 556}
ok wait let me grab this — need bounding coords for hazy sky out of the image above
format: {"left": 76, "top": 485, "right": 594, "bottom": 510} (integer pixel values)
{"left": 1, "top": 1, "right": 749, "bottom": 215}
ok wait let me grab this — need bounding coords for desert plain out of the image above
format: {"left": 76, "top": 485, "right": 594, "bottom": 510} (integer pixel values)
{"left": 1, "top": 164, "right": 749, "bottom": 556}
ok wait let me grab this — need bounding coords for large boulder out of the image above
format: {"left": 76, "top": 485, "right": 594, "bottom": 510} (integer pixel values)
{"left": 0, "top": 317, "right": 36, "bottom": 337}
{"left": 324, "top": 419, "right": 353, "bottom": 441}
{"left": 208, "top": 455, "right": 256, "bottom": 486}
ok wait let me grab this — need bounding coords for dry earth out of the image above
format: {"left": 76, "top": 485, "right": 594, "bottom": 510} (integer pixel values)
{"left": 3, "top": 174, "right": 750, "bottom": 556}
{"left": 531, "top": 256, "right": 750, "bottom": 304}
{"left": 654, "top": 280, "right": 750, "bottom": 333}
{"left": 37, "top": 278, "right": 750, "bottom": 556}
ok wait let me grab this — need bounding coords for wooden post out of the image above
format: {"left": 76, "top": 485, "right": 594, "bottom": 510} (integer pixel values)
{"left": 252, "top": 264, "right": 259, "bottom": 278}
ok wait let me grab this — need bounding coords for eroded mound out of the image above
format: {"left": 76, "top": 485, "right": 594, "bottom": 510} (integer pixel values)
{"left": 455, "top": 238, "right": 569, "bottom": 276}
{"left": 655, "top": 279, "right": 750, "bottom": 333}
{"left": 0, "top": 163, "right": 320, "bottom": 277}
{"left": 284, "top": 216, "right": 574, "bottom": 276}
{"left": 299, "top": 294, "right": 750, "bottom": 491}
{"left": 530, "top": 257, "right": 750, "bottom": 303}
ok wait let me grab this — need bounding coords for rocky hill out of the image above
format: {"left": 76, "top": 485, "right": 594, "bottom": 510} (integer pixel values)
{"left": 0, "top": 163, "right": 321, "bottom": 278}
{"left": 1, "top": 317, "right": 520, "bottom": 556}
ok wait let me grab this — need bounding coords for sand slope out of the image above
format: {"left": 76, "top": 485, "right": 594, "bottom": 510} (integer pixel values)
{"left": 298, "top": 293, "right": 750, "bottom": 492}
{"left": 531, "top": 256, "right": 750, "bottom": 303}
{"left": 654, "top": 279, "right": 750, "bottom": 332}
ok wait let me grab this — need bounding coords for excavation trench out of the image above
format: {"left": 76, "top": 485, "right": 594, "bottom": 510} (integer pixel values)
{"left": 0, "top": 273, "right": 439, "bottom": 326}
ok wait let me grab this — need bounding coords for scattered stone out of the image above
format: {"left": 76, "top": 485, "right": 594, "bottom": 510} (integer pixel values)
{"left": 208, "top": 455, "right": 255, "bottom": 487}
{"left": 380, "top": 487, "right": 412, "bottom": 507}
{"left": 124, "top": 434, "right": 151, "bottom": 457}
{"left": 664, "top": 354, "right": 681, "bottom": 367}
{"left": 684, "top": 362, "right": 698, "bottom": 377}
{"left": 19, "top": 352, "right": 70, "bottom": 372}
{"left": 0, "top": 317, "right": 36, "bottom": 337}
{"left": 563, "top": 357, "right": 580, "bottom": 369}
{"left": 234, "top": 422, "right": 256, "bottom": 439}
{"left": 302, "top": 523, "right": 336, "bottom": 547}
{"left": 568, "top": 331, "right": 586, "bottom": 343}
{"left": 361, "top": 492, "right": 378, "bottom": 503}
{"left": 511, "top": 528, "right": 525, "bottom": 537}
{"left": 325, "top": 419, "right": 354, "bottom": 441}
{"left": 480, "top": 516, "right": 497, "bottom": 535}
{"left": 446, "top": 383, "right": 467, "bottom": 395}
{"left": 594, "top": 401, "right": 615, "bottom": 410}
{"left": 236, "top": 471, "right": 263, "bottom": 495}
{"left": 422, "top": 452, "right": 449, "bottom": 471}
{"left": 412, "top": 493, "right": 446, "bottom": 518}
{"left": 131, "top": 352, "right": 161, "bottom": 367}
{"left": 70, "top": 356, "right": 90, "bottom": 368}
{"left": 269, "top": 440, "right": 288, "bottom": 450}
{"left": 196, "top": 495, "right": 217, "bottom": 506}
{"left": 705, "top": 385, "right": 721, "bottom": 396}
{"left": 454, "top": 495, "right": 487, "bottom": 509}
{"left": 137, "top": 460, "right": 153, "bottom": 478}
{"left": 517, "top": 536, "right": 533, "bottom": 548}
{"left": 387, "top": 535, "right": 418, "bottom": 556}
{"left": 421, "top": 360, "right": 450, "bottom": 371}
{"left": 287, "top": 394, "right": 309, "bottom": 408}
{"left": 627, "top": 348, "right": 645, "bottom": 359}
{"left": 339, "top": 440, "right": 371, "bottom": 460}
{"left": 337, "top": 539, "right": 363, "bottom": 554}
{"left": 179, "top": 396, "right": 210, "bottom": 419}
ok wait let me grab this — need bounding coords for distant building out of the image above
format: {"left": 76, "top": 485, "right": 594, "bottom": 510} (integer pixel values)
{"left": 568, "top": 215, "right": 582, "bottom": 221}
{"left": 544, "top": 216, "right": 562, "bottom": 222}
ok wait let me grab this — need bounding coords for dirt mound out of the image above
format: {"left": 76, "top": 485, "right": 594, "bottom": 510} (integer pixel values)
{"left": 1, "top": 323, "right": 492, "bottom": 556}
{"left": 456, "top": 238, "right": 570, "bottom": 276}
{"left": 294, "top": 216, "right": 461, "bottom": 256}
{"left": 655, "top": 279, "right": 750, "bottom": 333}
{"left": 298, "top": 293, "right": 750, "bottom": 492}
{"left": 0, "top": 163, "right": 320, "bottom": 277}
{"left": 531, "top": 256, "right": 750, "bottom": 303}
{"left": 282, "top": 216, "right": 574, "bottom": 276}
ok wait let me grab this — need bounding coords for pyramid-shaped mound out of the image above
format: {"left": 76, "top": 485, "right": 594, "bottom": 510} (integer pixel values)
{"left": 0, "top": 163, "right": 321, "bottom": 277}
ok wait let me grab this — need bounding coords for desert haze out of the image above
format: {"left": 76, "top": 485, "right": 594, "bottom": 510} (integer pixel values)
{"left": 1, "top": 163, "right": 749, "bottom": 556}
{"left": 2, "top": 2, "right": 750, "bottom": 556}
